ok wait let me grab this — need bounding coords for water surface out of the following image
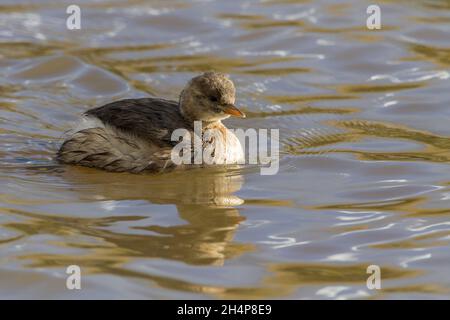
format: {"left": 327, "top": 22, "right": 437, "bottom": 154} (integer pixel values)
{"left": 1, "top": 0, "right": 450, "bottom": 299}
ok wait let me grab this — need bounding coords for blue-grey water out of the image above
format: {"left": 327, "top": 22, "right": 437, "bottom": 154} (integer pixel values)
{"left": 1, "top": 0, "right": 450, "bottom": 299}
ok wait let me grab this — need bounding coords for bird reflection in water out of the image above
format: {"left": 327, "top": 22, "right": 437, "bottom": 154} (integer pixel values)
{"left": 18, "top": 165, "right": 253, "bottom": 271}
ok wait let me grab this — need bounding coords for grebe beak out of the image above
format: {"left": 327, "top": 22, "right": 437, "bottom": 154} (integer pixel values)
{"left": 222, "top": 104, "right": 246, "bottom": 118}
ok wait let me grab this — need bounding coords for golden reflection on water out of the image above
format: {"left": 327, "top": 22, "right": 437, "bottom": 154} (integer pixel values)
{"left": 269, "top": 263, "right": 419, "bottom": 285}
{"left": 284, "top": 119, "right": 450, "bottom": 163}
{"left": 1, "top": 0, "right": 450, "bottom": 299}
{"left": 408, "top": 43, "right": 450, "bottom": 66}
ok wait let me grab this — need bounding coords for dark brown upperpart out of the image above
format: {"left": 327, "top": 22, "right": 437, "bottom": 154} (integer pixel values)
{"left": 85, "top": 98, "right": 193, "bottom": 147}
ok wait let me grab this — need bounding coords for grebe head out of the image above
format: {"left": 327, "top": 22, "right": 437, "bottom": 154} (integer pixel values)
{"left": 179, "top": 72, "right": 245, "bottom": 122}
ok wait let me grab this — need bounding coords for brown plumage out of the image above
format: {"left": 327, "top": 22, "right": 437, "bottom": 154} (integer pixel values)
{"left": 57, "top": 72, "right": 246, "bottom": 173}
